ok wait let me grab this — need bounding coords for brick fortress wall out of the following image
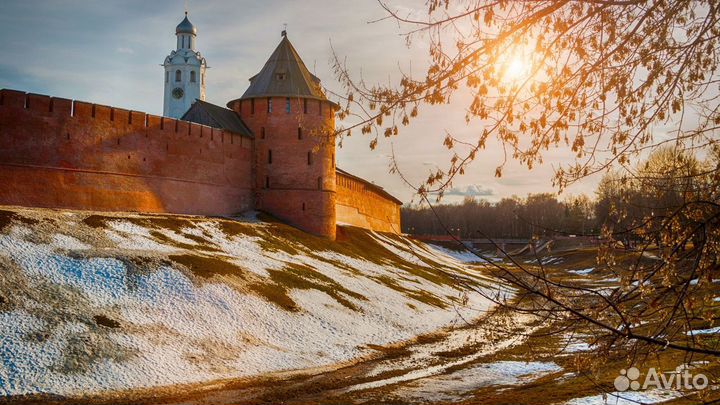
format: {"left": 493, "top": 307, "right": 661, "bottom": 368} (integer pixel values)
{"left": 231, "top": 96, "right": 337, "bottom": 239}
{"left": 0, "top": 89, "right": 254, "bottom": 216}
{"left": 336, "top": 172, "right": 401, "bottom": 234}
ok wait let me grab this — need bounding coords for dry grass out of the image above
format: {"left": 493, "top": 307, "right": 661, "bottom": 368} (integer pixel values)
{"left": 93, "top": 314, "right": 121, "bottom": 329}
{"left": 247, "top": 281, "right": 299, "bottom": 312}
{"left": 372, "top": 274, "right": 448, "bottom": 309}
{"left": 0, "top": 209, "right": 39, "bottom": 232}
{"left": 168, "top": 254, "right": 248, "bottom": 279}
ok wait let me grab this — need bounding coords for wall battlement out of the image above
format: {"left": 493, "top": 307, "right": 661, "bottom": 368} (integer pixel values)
{"left": 0, "top": 88, "right": 401, "bottom": 237}
{"left": 0, "top": 89, "right": 243, "bottom": 146}
{"left": 0, "top": 89, "right": 254, "bottom": 216}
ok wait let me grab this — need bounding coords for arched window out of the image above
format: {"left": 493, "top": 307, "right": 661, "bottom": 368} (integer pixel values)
{"left": 190, "top": 71, "right": 196, "bottom": 82}
{"left": 175, "top": 70, "right": 181, "bottom": 82}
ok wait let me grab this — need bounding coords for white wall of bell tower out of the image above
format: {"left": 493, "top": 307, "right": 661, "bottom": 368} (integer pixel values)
{"left": 163, "top": 12, "right": 206, "bottom": 119}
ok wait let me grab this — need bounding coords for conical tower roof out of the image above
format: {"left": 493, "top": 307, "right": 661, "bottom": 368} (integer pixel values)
{"left": 239, "top": 34, "right": 327, "bottom": 101}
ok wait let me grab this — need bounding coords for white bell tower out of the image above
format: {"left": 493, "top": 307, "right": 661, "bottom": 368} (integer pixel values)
{"left": 163, "top": 12, "right": 207, "bottom": 119}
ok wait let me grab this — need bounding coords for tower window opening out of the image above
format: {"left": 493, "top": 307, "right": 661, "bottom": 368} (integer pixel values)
{"left": 190, "top": 71, "right": 196, "bottom": 82}
{"left": 307, "top": 151, "right": 312, "bottom": 165}
{"left": 267, "top": 98, "right": 273, "bottom": 113}
{"left": 302, "top": 202, "right": 306, "bottom": 211}
{"left": 261, "top": 127, "right": 265, "bottom": 139}
{"left": 303, "top": 99, "right": 308, "bottom": 114}
{"left": 285, "top": 97, "right": 291, "bottom": 114}
{"left": 297, "top": 127, "right": 302, "bottom": 140}
{"left": 175, "top": 70, "right": 181, "bottom": 82}
{"left": 276, "top": 73, "right": 286, "bottom": 80}
{"left": 331, "top": 153, "right": 335, "bottom": 167}
{"left": 268, "top": 149, "right": 272, "bottom": 164}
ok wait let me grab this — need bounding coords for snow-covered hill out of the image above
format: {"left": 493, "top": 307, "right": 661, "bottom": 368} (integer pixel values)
{"left": 0, "top": 207, "right": 499, "bottom": 397}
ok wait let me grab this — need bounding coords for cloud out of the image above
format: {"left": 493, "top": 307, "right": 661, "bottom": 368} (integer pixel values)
{"left": 116, "top": 47, "right": 134, "bottom": 54}
{"left": 442, "top": 185, "right": 495, "bottom": 197}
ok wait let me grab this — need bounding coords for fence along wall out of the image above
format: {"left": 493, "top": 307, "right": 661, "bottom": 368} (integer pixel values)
{"left": 0, "top": 89, "right": 254, "bottom": 216}
{"left": 335, "top": 171, "right": 401, "bottom": 233}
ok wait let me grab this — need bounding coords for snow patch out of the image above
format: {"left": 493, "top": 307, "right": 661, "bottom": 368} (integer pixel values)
{"left": 0, "top": 214, "right": 500, "bottom": 397}
{"left": 392, "top": 361, "right": 561, "bottom": 402}
{"left": 564, "top": 389, "right": 683, "bottom": 404}
{"left": 568, "top": 267, "right": 594, "bottom": 275}
{"left": 686, "top": 326, "right": 720, "bottom": 336}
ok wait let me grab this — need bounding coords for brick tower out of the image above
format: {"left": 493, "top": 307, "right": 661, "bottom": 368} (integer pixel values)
{"left": 228, "top": 31, "right": 337, "bottom": 239}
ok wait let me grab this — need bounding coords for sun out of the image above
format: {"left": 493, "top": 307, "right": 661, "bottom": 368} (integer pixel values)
{"left": 504, "top": 57, "right": 526, "bottom": 82}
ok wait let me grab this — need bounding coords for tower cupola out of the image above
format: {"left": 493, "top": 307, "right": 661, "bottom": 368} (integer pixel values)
{"left": 162, "top": 11, "right": 207, "bottom": 119}
{"left": 176, "top": 13, "right": 197, "bottom": 35}
{"left": 175, "top": 12, "right": 197, "bottom": 50}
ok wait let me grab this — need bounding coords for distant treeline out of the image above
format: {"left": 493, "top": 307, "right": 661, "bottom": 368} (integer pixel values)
{"left": 401, "top": 193, "right": 597, "bottom": 239}
{"left": 402, "top": 147, "right": 717, "bottom": 242}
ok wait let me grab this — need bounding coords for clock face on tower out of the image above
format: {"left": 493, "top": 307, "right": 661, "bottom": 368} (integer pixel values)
{"left": 172, "top": 87, "right": 184, "bottom": 99}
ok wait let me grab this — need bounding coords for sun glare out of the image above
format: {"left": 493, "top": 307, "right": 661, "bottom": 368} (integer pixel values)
{"left": 504, "top": 57, "right": 526, "bottom": 82}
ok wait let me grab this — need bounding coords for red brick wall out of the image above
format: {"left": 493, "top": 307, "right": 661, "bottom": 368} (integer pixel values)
{"left": 336, "top": 172, "right": 401, "bottom": 233}
{"left": 231, "top": 96, "right": 336, "bottom": 239}
{"left": 0, "top": 89, "right": 253, "bottom": 216}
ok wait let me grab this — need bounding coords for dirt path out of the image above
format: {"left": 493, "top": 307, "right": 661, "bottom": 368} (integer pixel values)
{"left": 153, "top": 316, "right": 546, "bottom": 405}
{"left": 7, "top": 313, "right": 561, "bottom": 405}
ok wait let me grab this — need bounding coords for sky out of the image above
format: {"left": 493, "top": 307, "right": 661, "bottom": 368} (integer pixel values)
{"left": 0, "top": 0, "right": 601, "bottom": 205}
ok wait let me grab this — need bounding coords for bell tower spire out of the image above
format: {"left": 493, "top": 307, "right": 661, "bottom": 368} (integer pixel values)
{"left": 162, "top": 11, "right": 207, "bottom": 119}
